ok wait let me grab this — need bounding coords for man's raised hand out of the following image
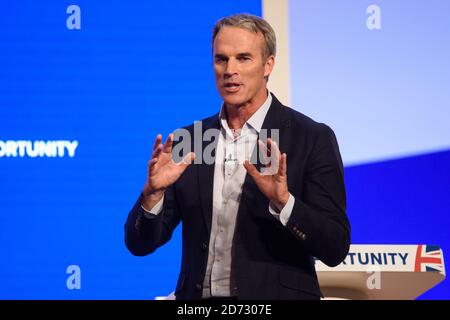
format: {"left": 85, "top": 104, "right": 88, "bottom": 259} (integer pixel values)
{"left": 142, "top": 133, "right": 195, "bottom": 209}
{"left": 243, "top": 138, "right": 289, "bottom": 212}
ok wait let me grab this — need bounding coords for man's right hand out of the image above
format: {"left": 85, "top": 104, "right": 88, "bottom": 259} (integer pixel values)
{"left": 142, "top": 133, "right": 195, "bottom": 210}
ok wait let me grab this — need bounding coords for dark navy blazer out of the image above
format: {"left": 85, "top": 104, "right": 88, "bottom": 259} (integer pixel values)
{"left": 125, "top": 94, "right": 351, "bottom": 300}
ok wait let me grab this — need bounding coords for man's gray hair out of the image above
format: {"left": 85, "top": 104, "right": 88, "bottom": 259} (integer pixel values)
{"left": 212, "top": 13, "right": 276, "bottom": 58}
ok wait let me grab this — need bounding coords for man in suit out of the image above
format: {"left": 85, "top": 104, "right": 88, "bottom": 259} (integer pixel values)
{"left": 125, "top": 13, "right": 350, "bottom": 300}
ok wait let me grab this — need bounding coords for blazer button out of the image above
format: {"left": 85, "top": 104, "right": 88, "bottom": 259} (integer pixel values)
{"left": 196, "top": 283, "right": 202, "bottom": 290}
{"left": 202, "top": 242, "right": 208, "bottom": 250}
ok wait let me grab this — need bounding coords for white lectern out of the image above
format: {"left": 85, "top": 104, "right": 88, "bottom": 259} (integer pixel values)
{"left": 316, "top": 244, "right": 446, "bottom": 299}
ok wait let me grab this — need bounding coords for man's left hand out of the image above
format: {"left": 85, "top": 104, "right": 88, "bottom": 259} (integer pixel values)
{"left": 244, "top": 138, "right": 289, "bottom": 211}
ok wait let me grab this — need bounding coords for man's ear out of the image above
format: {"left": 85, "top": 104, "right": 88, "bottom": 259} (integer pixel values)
{"left": 264, "top": 55, "right": 275, "bottom": 78}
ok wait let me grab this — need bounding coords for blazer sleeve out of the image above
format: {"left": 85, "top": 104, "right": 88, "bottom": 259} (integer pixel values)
{"left": 286, "top": 124, "right": 350, "bottom": 267}
{"left": 124, "top": 183, "right": 181, "bottom": 256}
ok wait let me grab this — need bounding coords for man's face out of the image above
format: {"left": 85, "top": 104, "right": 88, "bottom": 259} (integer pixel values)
{"left": 213, "top": 26, "right": 274, "bottom": 108}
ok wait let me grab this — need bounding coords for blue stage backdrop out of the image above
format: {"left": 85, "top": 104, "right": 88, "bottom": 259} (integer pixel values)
{"left": 0, "top": 0, "right": 261, "bottom": 299}
{"left": 1, "top": 1, "right": 448, "bottom": 299}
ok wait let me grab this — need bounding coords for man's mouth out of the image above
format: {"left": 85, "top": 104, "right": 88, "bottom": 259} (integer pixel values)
{"left": 224, "top": 82, "right": 242, "bottom": 93}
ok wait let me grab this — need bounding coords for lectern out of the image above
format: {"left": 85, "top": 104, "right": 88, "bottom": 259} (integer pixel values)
{"left": 316, "top": 244, "right": 446, "bottom": 299}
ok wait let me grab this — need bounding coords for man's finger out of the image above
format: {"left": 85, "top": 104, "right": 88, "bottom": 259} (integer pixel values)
{"left": 267, "top": 139, "right": 281, "bottom": 174}
{"left": 244, "top": 160, "right": 261, "bottom": 182}
{"left": 267, "top": 138, "right": 281, "bottom": 158}
{"left": 258, "top": 139, "right": 269, "bottom": 155}
{"left": 163, "top": 133, "right": 174, "bottom": 153}
{"left": 180, "top": 152, "right": 196, "bottom": 166}
{"left": 279, "top": 153, "right": 287, "bottom": 177}
{"left": 152, "top": 134, "right": 162, "bottom": 152}
{"left": 258, "top": 139, "right": 270, "bottom": 166}
{"left": 151, "top": 143, "right": 163, "bottom": 159}
{"left": 172, "top": 151, "right": 195, "bottom": 165}
{"left": 148, "top": 157, "right": 158, "bottom": 175}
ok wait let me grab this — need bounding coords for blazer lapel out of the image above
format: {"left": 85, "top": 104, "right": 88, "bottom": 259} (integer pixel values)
{"left": 196, "top": 115, "right": 220, "bottom": 234}
{"left": 239, "top": 94, "right": 291, "bottom": 219}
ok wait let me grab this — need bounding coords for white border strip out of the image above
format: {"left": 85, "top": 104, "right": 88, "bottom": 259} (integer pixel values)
{"left": 262, "top": 0, "right": 291, "bottom": 106}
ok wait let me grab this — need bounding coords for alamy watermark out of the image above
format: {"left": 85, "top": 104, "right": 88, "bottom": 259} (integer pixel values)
{"left": 367, "top": 4, "right": 382, "bottom": 30}
{"left": 170, "top": 123, "right": 281, "bottom": 173}
{"left": 66, "top": 5, "right": 81, "bottom": 30}
{"left": 66, "top": 265, "right": 81, "bottom": 290}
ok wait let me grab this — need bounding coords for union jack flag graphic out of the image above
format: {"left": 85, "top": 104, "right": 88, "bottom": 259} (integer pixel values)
{"left": 414, "top": 245, "right": 444, "bottom": 272}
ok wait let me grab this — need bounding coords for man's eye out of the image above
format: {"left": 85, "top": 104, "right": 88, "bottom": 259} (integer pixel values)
{"left": 238, "top": 57, "right": 250, "bottom": 61}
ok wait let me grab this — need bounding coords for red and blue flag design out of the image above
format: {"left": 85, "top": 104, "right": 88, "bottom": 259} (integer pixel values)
{"left": 414, "top": 245, "right": 444, "bottom": 272}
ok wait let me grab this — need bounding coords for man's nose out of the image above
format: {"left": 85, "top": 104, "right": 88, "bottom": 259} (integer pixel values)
{"left": 224, "top": 58, "right": 238, "bottom": 77}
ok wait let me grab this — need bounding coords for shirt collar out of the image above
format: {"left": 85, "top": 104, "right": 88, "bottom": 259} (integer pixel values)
{"left": 218, "top": 92, "right": 272, "bottom": 134}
